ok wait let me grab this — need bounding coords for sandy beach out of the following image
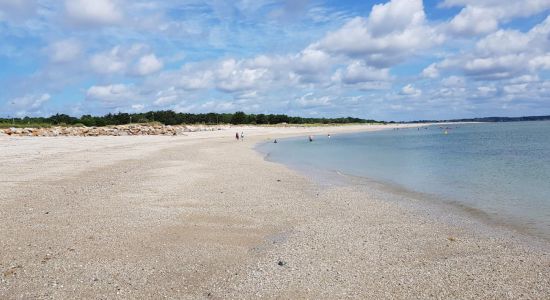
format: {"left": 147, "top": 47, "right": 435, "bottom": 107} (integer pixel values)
{"left": 1, "top": 124, "right": 548, "bottom": 299}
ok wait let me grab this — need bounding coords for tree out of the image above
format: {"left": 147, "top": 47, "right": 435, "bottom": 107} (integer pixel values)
{"left": 231, "top": 111, "right": 246, "bottom": 124}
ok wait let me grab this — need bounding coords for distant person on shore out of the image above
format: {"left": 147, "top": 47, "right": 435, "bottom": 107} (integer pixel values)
{"left": 327, "top": 134, "right": 331, "bottom": 139}
{"left": 241, "top": 131, "right": 245, "bottom": 141}
{"left": 274, "top": 139, "right": 278, "bottom": 143}
{"left": 235, "top": 132, "right": 239, "bottom": 140}
{"left": 308, "top": 135, "right": 314, "bottom": 142}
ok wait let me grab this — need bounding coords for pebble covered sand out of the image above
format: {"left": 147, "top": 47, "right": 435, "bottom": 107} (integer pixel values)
{"left": 0, "top": 125, "right": 548, "bottom": 299}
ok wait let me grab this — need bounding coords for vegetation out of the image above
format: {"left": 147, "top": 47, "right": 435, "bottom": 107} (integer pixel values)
{"left": 0, "top": 111, "right": 379, "bottom": 128}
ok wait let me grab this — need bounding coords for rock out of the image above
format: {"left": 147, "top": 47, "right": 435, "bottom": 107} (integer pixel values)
{"left": 2, "top": 124, "right": 231, "bottom": 137}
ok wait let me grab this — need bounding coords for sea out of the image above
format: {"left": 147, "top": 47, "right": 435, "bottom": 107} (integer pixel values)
{"left": 257, "top": 121, "right": 550, "bottom": 239}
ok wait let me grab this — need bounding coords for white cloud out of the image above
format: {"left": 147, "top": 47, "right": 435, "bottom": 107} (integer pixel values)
{"left": 153, "top": 87, "right": 182, "bottom": 106}
{"left": 335, "top": 61, "right": 391, "bottom": 84}
{"left": 65, "top": 0, "right": 122, "bottom": 26}
{"left": 5, "top": 0, "right": 550, "bottom": 120}
{"left": 216, "top": 59, "right": 269, "bottom": 92}
{"left": 422, "top": 63, "right": 439, "bottom": 78}
{"left": 89, "top": 44, "right": 162, "bottom": 76}
{"left": 442, "top": 76, "right": 466, "bottom": 88}
{"left": 175, "top": 100, "right": 236, "bottom": 113}
{"left": 131, "top": 104, "right": 145, "bottom": 111}
{"left": 427, "top": 16, "right": 550, "bottom": 80}
{"left": 367, "top": 0, "right": 426, "bottom": 36}
{"left": 295, "top": 93, "right": 332, "bottom": 108}
{"left": 9, "top": 93, "right": 50, "bottom": 111}
{"left": 90, "top": 46, "right": 128, "bottom": 74}
{"left": 86, "top": 84, "right": 135, "bottom": 103}
{"left": 47, "top": 39, "right": 82, "bottom": 63}
{"left": 503, "top": 83, "right": 528, "bottom": 95}
{"left": 400, "top": 84, "right": 422, "bottom": 97}
{"left": 292, "top": 48, "right": 332, "bottom": 74}
{"left": 443, "top": 0, "right": 550, "bottom": 36}
{"left": 314, "top": 0, "right": 442, "bottom": 67}
{"left": 446, "top": 6, "right": 498, "bottom": 36}
{"left": 477, "top": 85, "right": 497, "bottom": 96}
{"left": 135, "top": 54, "right": 163, "bottom": 76}
{"left": 475, "top": 30, "right": 531, "bottom": 56}
{"left": 146, "top": 64, "right": 213, "bottom": 92}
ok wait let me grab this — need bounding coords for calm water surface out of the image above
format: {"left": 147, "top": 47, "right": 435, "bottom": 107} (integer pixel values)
{"left": 258, "top": 121, "right": 550, "bottom": 238}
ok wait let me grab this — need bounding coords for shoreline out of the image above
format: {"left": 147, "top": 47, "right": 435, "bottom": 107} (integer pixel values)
{"left": 256, "top": 130, "right": 550, "bottom": 243}
{"left": 1, "top": 124, "right": 548, "bottom": 298}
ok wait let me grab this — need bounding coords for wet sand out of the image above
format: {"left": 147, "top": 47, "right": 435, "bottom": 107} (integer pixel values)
{"left": 1, "top": 124, "right": 548, "bottom": 299}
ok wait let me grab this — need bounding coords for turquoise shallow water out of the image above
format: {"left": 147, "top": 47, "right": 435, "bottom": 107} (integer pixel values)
{"left": 258, "top": 121, "right": 550, "bottom": 239}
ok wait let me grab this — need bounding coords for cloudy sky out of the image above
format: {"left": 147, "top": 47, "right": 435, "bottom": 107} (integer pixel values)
{"left": 1, "top": 0, "right": 549, "bottom": 121}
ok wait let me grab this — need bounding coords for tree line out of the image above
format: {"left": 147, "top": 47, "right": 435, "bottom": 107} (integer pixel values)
{"left": 0, "top": 111, "right": 378, "bottom": 127}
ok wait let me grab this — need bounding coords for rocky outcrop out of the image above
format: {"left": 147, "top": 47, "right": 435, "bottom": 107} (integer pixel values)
{"left": 1, "top": 124, "right": 228, "bottom": 137}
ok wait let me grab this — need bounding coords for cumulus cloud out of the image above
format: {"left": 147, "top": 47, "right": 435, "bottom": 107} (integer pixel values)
{"left": 65, "top": 0, "right": 122, "bottom": 26}
{"left": 422, "top": 63, "right": 439, "bottom": 78}
{"left": 446, "top": 6, "right": 499, "bottom": 36}
{"left": 135, "top": 54, "right": 163, "bottom": 76}
{"left": 334, "top": 61, "right": 391, "bottom": 84}
{"left": 3, "top": 0, "right": 550, "bottom": 120}
{"left": 400, "top": 84, "right": 422, "bottom": 97}
{"left": 292, "top": 48, "right": 332, "bottom": 74}
{"left": 90, "top": 46, "right": 128, "bottom": 74}
{"left": 442, "top": 0, "right": 550, "bottom": 36}
{"left": 215, "top": 59, "right": 270, "bottom": 92}
{"left": 313, "top": 0, "right": 442, "bottom": 67}
{"left": 89, "top": 44, "right": 163, "bottom": 76}
{"left": 426, "top": 16, "right": 550, "bottom": 80}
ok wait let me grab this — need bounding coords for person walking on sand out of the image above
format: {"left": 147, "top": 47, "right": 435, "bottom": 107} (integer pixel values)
{"left": 240, "top": 131, "right": 245, "bottom": 141}
{"left": 309, "top": 135, "right": 314, "bottom": 142}
{"left": 235, "top": 132, "right": 239, "bottom": 140}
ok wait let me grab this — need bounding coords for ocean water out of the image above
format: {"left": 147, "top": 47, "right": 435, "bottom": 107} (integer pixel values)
{"left": 258, "top": 121, "right": 550, "bottom": 239}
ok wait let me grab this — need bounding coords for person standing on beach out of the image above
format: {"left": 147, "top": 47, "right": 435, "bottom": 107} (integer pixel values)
{"left": 235, "top": 132, "right": 239, "bottom": 140}
{"left": 241, "top": 131, "right": 245, "bottom": 141}
{"left": 309, "top": 135, "right": 314, "bottom": 142}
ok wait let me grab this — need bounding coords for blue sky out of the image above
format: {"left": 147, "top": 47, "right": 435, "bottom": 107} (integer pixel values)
{"left": 1, "top": 0, "right": 549, "bottom": 121}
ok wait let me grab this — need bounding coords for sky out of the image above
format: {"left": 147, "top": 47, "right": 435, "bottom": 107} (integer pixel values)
{"left": 0, "top": 0, "right": 550, "bottom": 121}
